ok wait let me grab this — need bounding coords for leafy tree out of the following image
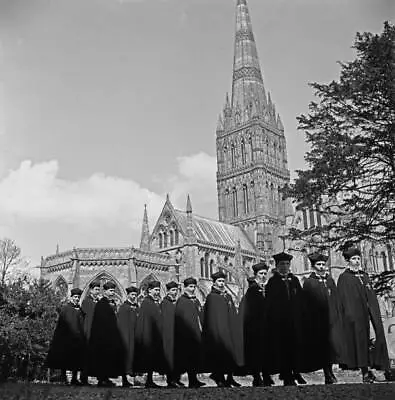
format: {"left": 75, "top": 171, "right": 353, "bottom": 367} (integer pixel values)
{"left": 0, "top": 238, "right": 22, "bottom": 285}
{"left": 289, "top": 22, "right": 395, "bottom": 249}
{"left": 0, "top": 277, "right": 62, "bottom": 381}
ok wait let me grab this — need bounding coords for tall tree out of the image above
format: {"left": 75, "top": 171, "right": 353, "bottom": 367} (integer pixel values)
{"left": 289, "top": 22, "right": 395, "bottom": 249}
{"left": 0, "top": 238, "right": 22, "bottom": 285}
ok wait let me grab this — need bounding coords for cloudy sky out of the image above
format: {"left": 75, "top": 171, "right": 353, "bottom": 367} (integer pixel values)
{"left": 0, "top": 0, "right": 391, "bottom": 268}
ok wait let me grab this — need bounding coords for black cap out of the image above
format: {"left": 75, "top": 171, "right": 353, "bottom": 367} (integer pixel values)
{"left": 211, "top": 270, "right": 226, "bottom": 281}
{"left": 183, "top": 277, "right": 197, "bottom": 286}
{"left": 103, "top": 281, "right": 116, "bottom": 290}
{"left": 147, "top": 280, "right": 161, "bottom": 290}
{"left": 273, "top": 252, "right": 293, "bottom": 263}
{"left": 126, "top": 286, "right": 139, "bottom": 294}
{"left": 166, "top": 281, "right": 178, "bottom": 291}
{"left": 89, "top": 280, "right": 101, "bottom": 289}
{"left": 70, "top": 288, "right": 82, "bottom": 296}
{"left": 252, "top": 262, "right": 269, "bottom": 274}
{"left": 342, "top": 247, "right": 361, "bottom": 261}
{"left": 308, "top": 253, "right": 329, "bottom": 265}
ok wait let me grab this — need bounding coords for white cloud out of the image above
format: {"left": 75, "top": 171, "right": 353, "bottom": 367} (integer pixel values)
{"left": 0, "top": 160, "right": 164, "bottom": 229}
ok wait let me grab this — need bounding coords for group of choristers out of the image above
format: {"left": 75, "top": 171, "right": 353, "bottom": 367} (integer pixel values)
{"left": 46, "top": 245, "right": 391, "bottom": 388}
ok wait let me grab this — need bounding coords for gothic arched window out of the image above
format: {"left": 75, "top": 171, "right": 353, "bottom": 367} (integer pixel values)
{"left": 232, "top": 188, "right": 238, "bottom": 217}
{"left": 204, "top": 252, "right": 209, "bottom": 278}
{"left": 170, "top": 230, "right": 174, "bottom": 247}
{"left": 200, "top": 258, "right": 204, "bottom": 277}
{"left": 241, "top": 140, "right": 246, "bottom": 165}
{"left": 163, "top": 232, "right": 168, "bottom": 248}
{"left": 231, "top": 144, "right": 236, "bottom": 168}
{"left": 174, "top": 229, "right": 179, "bottom": 245}
{"left": 210, "top": 259, "right": 214, "bottom": 276}
{"left": 159, "top": 233, "right": 163, "bottom": 249}
{"left": 243, "top": 184, "right": 249, "bottom": 214}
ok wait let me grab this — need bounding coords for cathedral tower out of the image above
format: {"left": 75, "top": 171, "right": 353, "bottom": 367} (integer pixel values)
{"left": 216, "top": 0, "right": 290, "bottom": 257}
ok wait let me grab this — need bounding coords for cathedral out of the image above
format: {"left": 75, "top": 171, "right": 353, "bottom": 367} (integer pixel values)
{"left": 39, "top": 0, "right": 301, "bottom": 301}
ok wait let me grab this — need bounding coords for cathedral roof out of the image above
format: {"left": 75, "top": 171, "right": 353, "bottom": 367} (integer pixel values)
{"left": 173, "top": 209, "right": 256, "bottom": 253}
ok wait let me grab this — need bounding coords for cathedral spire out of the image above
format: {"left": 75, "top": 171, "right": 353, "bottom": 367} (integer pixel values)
{"left": 232, "top": 0, "right": 266, "bottom": 117}
{"left": 139, "top": 204, "right": 150, "bottom": 251}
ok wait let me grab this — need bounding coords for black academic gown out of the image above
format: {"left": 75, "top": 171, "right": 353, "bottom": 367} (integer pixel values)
{"left": 80, "top": 295, "right": 97, "bottom": 341}
{"left": 174, "top": 294, "right": 203, "bottom": 374}
{"left": 337, "top": 268, "right": 389, "bottom": 370}
{"left": 133, "top": 295, "right": 165, "bottom": 373}
{"left": 303, "top": 273, "right": 343, "bottom": 371}
{"left": 87, "top": 297, "right": 125, "bottom": 378}
{"left": 117, "top": 300, "right": 139, "bottom": 375}
{"left": 160, "top": 295, "right": 177, "bottom": 374}
{"left": 239, "top": 281, "right": 267, "bottom": 374}
{"left": 264, "top": 272, "right": 308, "bottom": 375}
{"left": 202, "top": 287, "right": 243, "bottom": 374}
{"left": 47, "top": 302, "right": 85, "bottom": 371}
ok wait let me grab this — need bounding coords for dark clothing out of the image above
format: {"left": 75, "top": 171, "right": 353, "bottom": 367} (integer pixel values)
{"left": 117, "top": 300, "right": 139, "bottom": 375}
{"left": 87, "top": 297, "right": 125, "bottom": 378}
{"left": 239, "top": 281, "right": 267, "bottom": 374}
{"left": 264, "top": 272, "right": 308, "bottom": 376}
{"left": 303, "top": 273, "right": 343, "bottom": 371}
{"left": 47, "top": 302, "right": 85, "bottom": 371}
{"left": 202, "top": 287, "right": 243, "bottom": 374}
{"left": 174, "top": 294, "right": 203, "bottom": 374}
{"left": 134, "top": 296, "right": 165, "bottom": 373}
{"left": 337, "top": 269, "right": 390, "bottom": 370}
{"left": 80, "top": 295, "right": 97, "bottom": 341}
{"left": 160, "top": 295, "right": 177, "bottom": 374}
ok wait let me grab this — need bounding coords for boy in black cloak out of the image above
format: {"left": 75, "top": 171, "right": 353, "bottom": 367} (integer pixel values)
{"left": 47, "top": 288, "right": 85, "bottom": 385}
{"left": 202, "top": 270, "right": 242, "bottom": 387}
{"left": 303, "top": 253, "right": 342, "bottom": 384}
{"left": 174, "top": 277, "right": 206, "bottom": 388}
{"left": 87, "top": 281, "right": 125, "bottom": 387}
{"left": 161, "top": 281, "right": 183, "bottom": 388}
{"left": 239, "top": 262, "right": 273, "bottom": 387}
{"left": 264, "top": 252, "right": 307, "bottom": 386}
{"left": 117, "top": 285, "right": 139, "bottom": 387}
{"left": 134, "top": 280, "right": 166, "bottom": 388}
{"left": 80, "top": 280, "right": 100, "bottom": 385}
{"left": 337, "top": 246, "right": 390, "bottom": 383}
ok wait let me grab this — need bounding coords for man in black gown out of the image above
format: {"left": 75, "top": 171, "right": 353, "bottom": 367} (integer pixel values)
{"left": 264, "top": 252, "right": 307, "bottom": 386}
{"left": 202, "top": 270, "right": 241, "bottom": 387}
{"left": 87, "top": 281, "right": 125, "bottom": 387}
{"left": 80, "top": 280, "right": 100, "bottom": 385}
{"left": 337, "top": 246, "right": 390, "bottom": 383}
{"left": 117, "top": 285, "right": 139, "bottom": 387}
{"left": 174, "top": 277, "right": 206, "bottom": 388}
{"left": 134, "top": 280, "right": 166, "bottom": 388}
{"left": 47, "top": 288, "right": 85, "bottom": 385}
{"left": 240, "top": 262, "right": 273, "bottom": 387}
{"left": 303, "top": 253, "right": 342, "bottom": 384}
{"left": 161, "top": 281, "right": 183, "bottom": 388}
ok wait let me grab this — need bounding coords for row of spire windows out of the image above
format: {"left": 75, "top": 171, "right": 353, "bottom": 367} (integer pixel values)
{"left": 199, "top": 253, "right": 234, "bottom": 282}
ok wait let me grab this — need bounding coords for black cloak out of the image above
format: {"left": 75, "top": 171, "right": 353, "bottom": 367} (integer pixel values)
{"left": 87, "top": 297, "right": 125, "bottom": 378}
{"left": 174, "top": 294, "right": 204, "bottom": 373}
{"left": 80, "top": 295, "right": 97, "bottom": 341}
{"left": 201, "top": 287, "right": 243, "bottom": 373}
{"left": 160, "top": 295, "right": 177, "bottom": 373}
{"left": 264, "top": 272, "right": 308, "bottom": 374}
{"left": 47, "top": 302, "right": 85, "bottom": 370}
{"left": 239, "top": 281, "right": 267, "bottom": 374}
{"left": 117, "top": 300, "right": 139, "bottom": 375}
{"left": 133, "top": 295, "right": 165, "bottom": 373}
{"left": 303, "top": 273, "right": 343, "bottom": 371}
{"left": 337, "top": 269, "right": 389, "bottom": 370}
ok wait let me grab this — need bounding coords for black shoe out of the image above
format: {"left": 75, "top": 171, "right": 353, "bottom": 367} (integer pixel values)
{"left": 145, "top": 381, "right": 162, "bottom": 389}
{"left": 167, "top": 381, "right": 179, "bottom": 388}
{"left": 324, "top": 375, "right": 336, "bottom": 385}
{"left": 98, "top": 379, "right": 115, "bottom": 387}
{"left": 226, "top": 377, "right": 241, "bottom": 387}
{"left": 210, "top": 373, "right": 226, "bottom": 387}
{"left": 70, "top": 379, "right": 83, "bottom": 386}
{"left": 294, "top": 373, "right": 306, "bottom": 385}
{"left": 122, "top": 380, "right": 133, "bottom": 388}
{"left": 283, "top": 379, "right": 296, "bottom": 386}
{"left": 80, "top": 379, "right": 91, "bottom": 386}
{"left": 189, "top": 380, "right": 206, "bottom": 388}
{"left": 175, "top": 380, "right": 186, "bottom": 387}
{"left": 262, "top": 375, "right": 273, "bottom": 387}
{"left": 252, "top": 378, "right": 263, "bottom": 387}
